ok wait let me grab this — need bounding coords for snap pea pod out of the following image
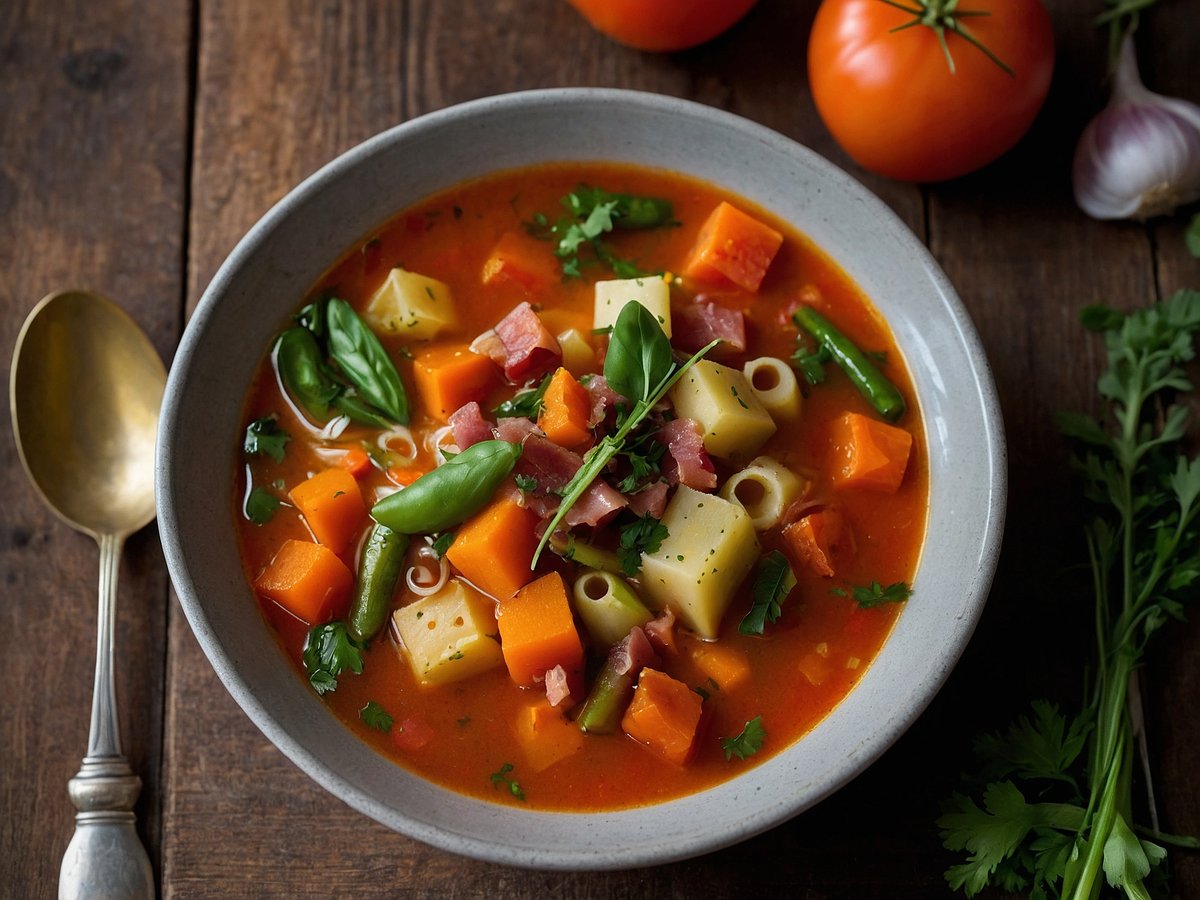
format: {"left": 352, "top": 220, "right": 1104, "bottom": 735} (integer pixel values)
{"left": 371, "top": 440, "right": 521, "bottom": 535}
{"left": 326, "top": 298, "right": 409, "bottom": 425}
{"left": 576, "top": 654, "right": 634, "bottom": 735}
{"left": 792, "top": 306, "right": 907, "bottom": 423}
{"left": 275, "top": 327, "right": 340, "bottom": 421}
{"left": 347, "top": 524, "right": 409, "bottom": 643}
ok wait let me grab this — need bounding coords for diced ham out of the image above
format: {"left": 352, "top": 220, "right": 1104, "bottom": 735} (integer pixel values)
{"left": 627, "top": 480, "right": 669, "bottom": 519}
{"left": 674, "top": 300, "right": 747, "bottom": 359}
{"left": 585, "top": 375, "right": 626, "bottom": 426}
{"left": 492, "top": 302, "right": 562, "bottom": 383}
{"left": 644, "top": 608, "right": 677, "bottom": 654}
{"left": 544, "top": 664, "right": 572, "bottom": 707}
{"left": 656, "top": 418, "right": 717, "bottom": 491}
{"left": 565, "top": 480, "right": 627, "bottom": 528}
{"left": 515, "top": 432, "right": 584, "bottom": 492}
{"left": 493, "top": 416, "right": 540, "bottom": 444}
{"left": 611, "top": 627, "right": 659, "bottom": 676}
{"left": 449, "top": 401, "right": 493, "bottom": 450}
{"left": 468, "top": 328, "right": 507, "bottom": 368}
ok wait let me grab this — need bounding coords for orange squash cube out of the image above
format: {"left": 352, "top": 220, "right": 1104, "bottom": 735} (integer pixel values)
{"left": 683, "top": 636, "right": 751, "bottom": 691}
{"left": 515, "top": 701, "right": 585, "bottom": 773}
{"left": 445, "top": 495, "right": 540, "bottom": 601}
{"left": 288, "top": 468, "right": 366, "bottom": 554}
{"left": 683, "top": 201, "right": 783, "bottom": 292}
{"left": 830, "top": 412, "right": 912, "bottom": 492}
{"left": 411, "top": 343, "right": 498, "bottom": 422}
{"left": 537, "top": 367, "right": 592, "bottom": 450}
{"left": 481, "top": 231, "right": 559, "bottom": 292}
{"left": 782, "top": 507, "right": 844, "bottom": 578}
{"left": 497, "top": 573, "right": 584, "bottom": 688}
{"left": 254, "top": 539, "right": 353, "bottom": 625}
{"left": 621, "top": 668, "right": 703, "bottom": 765}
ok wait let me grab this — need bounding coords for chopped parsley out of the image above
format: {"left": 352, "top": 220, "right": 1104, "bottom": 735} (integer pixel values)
{"left": 739, "top": 551, "right": 797, "bottom": 635}
{"left": 243, "top": 416, "right": 290, "bottom": 463}
{"left": 359, "top": 701, "right": 393, "bottom": 733}
{"left": 492, "top": 372, "right": 552, "bottom": 419}
{"left": 243, "top": 487, "right": 281, "bottom": 525}
{"left": 852, "top": 580, "right": 913, "bottom": 609}
{"left": 430, "top": 532, "right": 455, "bottom": 558}
{"left": 721, "top": 716, "right": 766, "bottom": 761}
{"left": 515, "top": 474, "right": 539, "bottom": 494}
{"left": 302, "top": 622, "right": 365, "bottom": 695}
{"left": 617, "top": 514, "right": 669, "bottom": 577}
{"left": 489, "top": 762, "right": 526, "bottom": 801}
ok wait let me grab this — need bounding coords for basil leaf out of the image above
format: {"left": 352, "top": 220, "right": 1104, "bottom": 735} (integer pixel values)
{"left": 325, "top": 298, "right": 409, "bottom": 425}
{"left": 605, "top": 300, "right": 674, "bottom": 403}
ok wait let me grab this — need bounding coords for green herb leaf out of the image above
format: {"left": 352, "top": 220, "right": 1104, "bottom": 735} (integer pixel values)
{"left": 739, "top": 551, "right": 797, "bottom": 635}
{"left": 430, "top": 532, "right": 455, "bottom": 558}
{"left": 492, "top": 373, "right": 552, "bottom": 419}
{"left": 605, "top": 300, "right": 675, "bottom": 403}
{"left": 617, "top": 514, "right": 669, "bottom": 577}
{"left": 359, "top": 700, "right": 394, "bottom": 733}
{"left": 325, "top": 297, "right": 409, "bottom": 424}
{"left": 720, "top": 716, "right": 766, "bottom": 761}
{"left": 302, "top": 622, "right": 365, "bottom": 695}
{"left": 488, "top": 762, "right": 526, "bottom": 801}
{"left": 852, "top": 580, "right": 912, "bottom": 609}
{"left": 515, "top": 474, "right": 539, "bottom": 493}
{"left": 244, "top": 487, "right": 281, "bottom": 524}
{"left": 243, "top": 416, "right": 290, "bottom": 463}
{"left": 1188, "top": 212, "right": 1200, "bottom": 259}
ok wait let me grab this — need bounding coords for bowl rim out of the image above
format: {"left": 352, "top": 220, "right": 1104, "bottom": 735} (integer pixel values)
{"left": 157, "top": 86, "right": 1007, "bottom": 869}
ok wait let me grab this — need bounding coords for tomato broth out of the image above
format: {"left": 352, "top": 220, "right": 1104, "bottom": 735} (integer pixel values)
{"left": 236, "top": 163, "right": 927, "bottom": 811}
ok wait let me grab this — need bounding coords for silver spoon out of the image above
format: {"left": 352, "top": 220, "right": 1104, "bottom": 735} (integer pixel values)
{"left": 10, "top": 289, "right": 164, "bottom": 900}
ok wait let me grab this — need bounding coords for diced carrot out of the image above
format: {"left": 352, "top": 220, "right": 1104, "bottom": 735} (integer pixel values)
{"left": 411, "top": 343, "right": 498, "bottom": 422}
{"left": 830, "top": 412, "right": 913, "bottom": 492}
{"left": 496, "top": 573, "right": 584, "bottom": 689}
{"left": 682, "top": 636, "right": 750, "bottom": 691}
{"left": 514, "top": 701, "right": 585, "bottom": 774}
{"left": 782, "top": 507, "right": 844, "bottom": 578}
{"left": 391, "top": 715, "right": 435, "bottom": 751}
{"left": 537, "top": 367, "right": 592, "bottom": 450}
{"left": 288, "top": 468, "right": 367, "bottom": 554}
{"left": 254, "top": 539, "right": 353, "bottom": 625}
{"left": 620, "top": 668, "right": 703, "bottom": 766}
{"left": 338, "top": 446, "right": 373, "bottom": 479}
{"left": 481, "top": 231, "right": 559, "bottom": 292}
{"left": 682, "top": 201, "right": 783, "bottom": 292}
{"left": 445, "top": 495, "right": 540, "bottom": 601}
{"left": 386, "top": 464, "right": 430, "bottom": 487}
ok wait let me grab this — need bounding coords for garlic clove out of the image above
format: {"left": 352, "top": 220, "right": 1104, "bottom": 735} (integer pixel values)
{"left": 1072, "top": 34, "right": 1200, "bottom": 221}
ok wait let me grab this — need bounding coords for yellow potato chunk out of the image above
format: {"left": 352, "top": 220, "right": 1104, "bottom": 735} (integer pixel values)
{"left": 639, "top": 485, "right": 760, "bottom": 639}
{"left": 392, "top": 579, "right": 503, "bottom": 687}
{"left": 365, "top": 267, "right": 456, "bottom": 340}
{"left": 556, "top": 328, "right": 596, "bottom": 377}
{"left": 593, "top": 276, "right": 672, "bottom": 337}
{"left": 669, "top": 360, "right": 777, "bottom": 463}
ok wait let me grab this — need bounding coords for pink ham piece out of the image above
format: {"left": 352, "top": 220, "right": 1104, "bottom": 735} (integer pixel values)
{"left": 566, "top": 480, "right": 627, "bottom": 528}
{"left": 491, "top": 301, "right": 562, "bottom": 383}
{"left": 448, "top": 401, "right": 493, "bottom": 450}
{"left": 674, "top": 300, "right": 747, "bottom": 360}
{"left": 627, "top": 480, "right": 669, "bottom": 519}
{"left": 585, "top": 375, "right": 625, "bottom": 427}
{"left": 612, "top": 627, "right": 659, "bottom": 676}
{"left": 468, "top": 328, "right": 507, "bottom": 368}
{"left": 544, "top": 664, "right": 572, "bottom": 707}
{"left": 494, "top": 416, "right": 540, "bottom": 445}
{"left": 656, "top": 418, "right": 717, "bottom": 490}
{"left": 644, "top": 607, "right": 677, "bottom": 654}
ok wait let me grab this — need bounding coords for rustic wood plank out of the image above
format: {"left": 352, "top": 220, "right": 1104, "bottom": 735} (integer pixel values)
{"left": 0, "top": 0, "right": 190, "bottom": 894}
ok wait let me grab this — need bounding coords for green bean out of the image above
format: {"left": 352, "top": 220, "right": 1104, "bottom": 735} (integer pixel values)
{"left": 576, "top": 655, "right": 634, "bottom": 735}
{"left": 326, "top": 298, "right": 409, "bottom": 425}
{"left": 275, "top": 327, "right": 340, "bottom": 421}
{"left": 371, "top": 440, "right": 521, "bottom": 535}
{"left": 792, "top": 306, "right": 907, "bottom": 423}
{"left": 348, "top": 524, "right": 409, "bottom": 643}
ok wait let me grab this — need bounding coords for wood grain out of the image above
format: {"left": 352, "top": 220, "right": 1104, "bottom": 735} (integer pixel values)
{"left": 0, "top": 0, "right": 189, "bottom": 891}
{"left": 3, "top": 0, "right": 1197, "bottom": 896}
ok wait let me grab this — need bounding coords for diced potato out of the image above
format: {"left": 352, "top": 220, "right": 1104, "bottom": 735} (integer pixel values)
{"left": 392, "top": 579, "right": 503, "bottom": 687}
{"left": 556, "top": 328, "right": 596, "bottom": 377}
{"left": 669, "top": 360, "right": 777, "bottom": 463}
{"left": 364, "top": 267, "right": 456, "bottom": 340}
{"left": 639, "top": 485, "right": 760, "bottom": 639}
{"left": 593, "top": 276, "right": 672, "bottom": 338}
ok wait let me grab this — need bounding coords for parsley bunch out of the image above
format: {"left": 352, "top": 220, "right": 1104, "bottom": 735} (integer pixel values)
{"left": 940, "top": 290, "right": 1200, "bottom": 899}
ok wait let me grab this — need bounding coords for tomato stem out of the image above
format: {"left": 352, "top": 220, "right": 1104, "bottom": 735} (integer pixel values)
{"left": 877, "top": 0, "right": 1015, "bottom": 77}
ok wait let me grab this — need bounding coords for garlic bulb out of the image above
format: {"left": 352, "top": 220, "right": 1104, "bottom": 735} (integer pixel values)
{"left": 1073, "top": 34, "right": 1200, "bottom": 220}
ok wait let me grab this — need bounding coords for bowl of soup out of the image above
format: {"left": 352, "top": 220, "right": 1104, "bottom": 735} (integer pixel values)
{"left": 157, "top": 88, "right": 1005, "bottom": 869}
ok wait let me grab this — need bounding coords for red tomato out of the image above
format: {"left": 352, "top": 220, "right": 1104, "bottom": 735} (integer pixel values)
{"left": 567, "top": 0, "right": 758, "bottom": 52}
{"left": 807, "top": 0, "right": 1055, "bottom": 182}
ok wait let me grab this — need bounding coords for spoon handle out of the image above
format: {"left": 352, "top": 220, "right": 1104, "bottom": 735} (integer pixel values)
{"left": 59, "top": 533, "right": 155, "bottom": 900}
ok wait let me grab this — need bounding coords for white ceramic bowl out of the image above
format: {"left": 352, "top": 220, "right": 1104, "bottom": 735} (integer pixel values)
{"left": 157, "top": 88, "right": 1006, "bottom": 869}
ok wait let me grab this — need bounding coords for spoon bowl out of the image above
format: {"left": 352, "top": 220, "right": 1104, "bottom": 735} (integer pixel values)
{"left": 10, "top": 289, "right": 165, "bottom": 900}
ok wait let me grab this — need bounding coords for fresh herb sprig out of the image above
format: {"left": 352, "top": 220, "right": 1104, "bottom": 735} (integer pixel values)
{"left": 617, "top": 514, "right": 669, "bottom": 577}
{"left": 526, "top": 185, "right": 673, "bottom": 279}
{"left": 531, "top": 302, "right": 718, "bottom": 567}
{"left": 939, "top": 289, "right": 1200, "bottom": 899}
{"left": 721, "top": 716, "right": 767, "bottom": 761}
{"left": 243, "top": 416, "right": 290, "bottom": 463}
{"left": 740, "top": 551, "right": 797, "bottom": 635}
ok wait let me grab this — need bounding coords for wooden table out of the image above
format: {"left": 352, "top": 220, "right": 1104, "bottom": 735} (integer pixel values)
{"left": 3, "top": 2, "right": 1197, "bottom": 896}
